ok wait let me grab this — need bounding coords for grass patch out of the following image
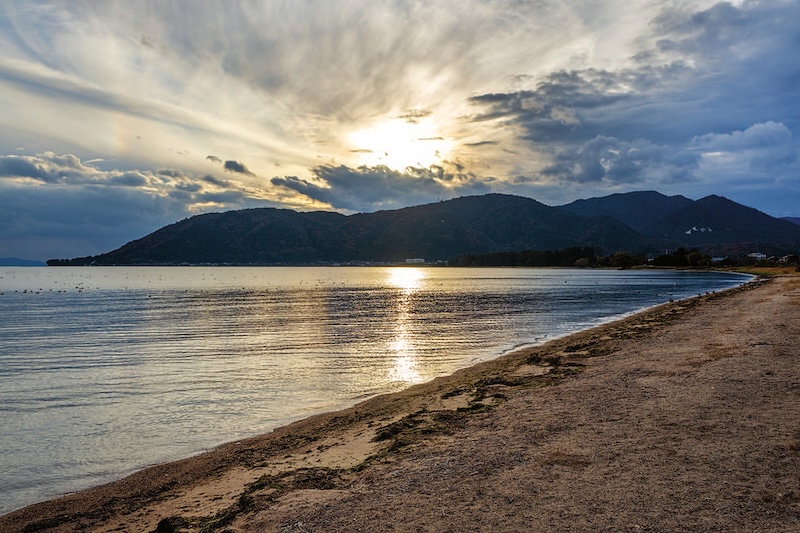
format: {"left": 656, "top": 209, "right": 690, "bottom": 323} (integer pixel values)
{"left": 199, "top": 492, "right": 257, "bottom": 532}
{"left": 526, "top": 353, "right": 562, "bottom": 366}
{"left": 440, "top": 387, "right": 468, "bottom": 400}
{"left": 372, "top": 411, "right": 429, "bottom": 442}
{"left": 197, "top": 467, "right": 349, "bottom": 532}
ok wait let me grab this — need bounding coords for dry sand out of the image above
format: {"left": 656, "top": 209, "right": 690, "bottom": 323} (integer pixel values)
{"left": 2, "top": 271, "right": 799, "bottom": 532}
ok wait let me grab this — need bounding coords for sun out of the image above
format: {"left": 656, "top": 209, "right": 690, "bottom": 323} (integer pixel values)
{"left": 348, "top": 118, "right": 451, "bottom": 170}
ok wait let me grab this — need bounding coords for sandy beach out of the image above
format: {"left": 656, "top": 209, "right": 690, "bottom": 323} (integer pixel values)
{"left": 2, "top": 270, "right": 799, "bottom": 532}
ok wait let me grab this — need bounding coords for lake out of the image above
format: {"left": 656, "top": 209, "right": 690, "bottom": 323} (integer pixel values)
{"left": 0, "top": 266, "right": 751, "bottom": 514}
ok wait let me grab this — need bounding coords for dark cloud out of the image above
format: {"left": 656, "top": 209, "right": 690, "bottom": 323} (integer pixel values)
{"left": 0, "top": 152, "right": 274, "bottom": 260}
{"left": 542, "top": 135, "right": 700, "bottom": 184}
{"left": 469, "top": 64, "right": 693, "bottom": 144}
{"left": 223, "top": 160, "right": 255, "bottom": 176}
{"left": 272, "top": 164, "right": 489, "bottom": 212}
{"left": 0, "top": 153, "right": 157, "bottom": 189}
{"left": 0, "top": 152, "right": 98, "bottom": 183}
{"left": 464, "top": 1, "right": 800, "bottom": 201}
{"left": 140, "top": 34, "right": 155, "bottom": 49}
{"left": 471, "top": 2, "right": 799, "bottom": 146}
{"left": 201, "top": 175, "right": 230, "bottom": 187}
{"left": 175, "top": 181, "right": 203, "bottom": 193}
{"left": 206, "top": 155, "right": 222, "bottom": 164}
{"left": 650, "top": 2, "right": 753, "bottom": 59}
{"left": 108, "top": 172, "right": 149, "bottom": 187}
{"left": 0, "top": 181, "right": 179, "bottom": 260}
{"left": 196, "top": 189, "right": 250, "bottom": 204}
{"left": 0, "top": 156, "right": 46, "bottom": 181}
{"left": 157, "top": 169, "right": 186, "bottom": 178}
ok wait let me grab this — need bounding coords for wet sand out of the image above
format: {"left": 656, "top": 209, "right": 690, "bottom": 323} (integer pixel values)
{"left": 2, "top": 271, "right": 799, "bottom": 532}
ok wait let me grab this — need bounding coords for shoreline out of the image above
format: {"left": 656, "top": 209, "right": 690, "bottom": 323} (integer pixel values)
{"left": 2, "top": 271, "right": 798, "bottom": 531}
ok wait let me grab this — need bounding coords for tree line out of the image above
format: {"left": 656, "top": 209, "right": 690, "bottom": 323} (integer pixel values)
{"left": 449, "top": 247, "right": 603, "bottom": 267}
{"left": 449, "top": 247, "right": 717, "bottom": 268}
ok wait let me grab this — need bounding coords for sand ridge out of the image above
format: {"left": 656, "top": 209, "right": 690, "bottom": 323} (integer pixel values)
{"left": 2, "top": 272, "right": 799, "bottom": 532}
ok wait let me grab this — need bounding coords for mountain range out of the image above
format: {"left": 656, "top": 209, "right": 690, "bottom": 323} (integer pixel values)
{"left": 560, "top": 192, "right": 800, "bottom": 256}
{"left": 48, "top": 192, "right": 800, "bottom": 265}
{"left": 0, "top": 257, "right": 47, "bottom": 267}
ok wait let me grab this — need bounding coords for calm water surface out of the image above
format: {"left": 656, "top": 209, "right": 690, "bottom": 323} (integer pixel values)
{"left": 0, "top": 266, "right": 750, "bottom": 514}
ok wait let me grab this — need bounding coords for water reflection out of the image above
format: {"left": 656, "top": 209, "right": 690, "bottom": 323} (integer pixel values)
{"left": 388, "top": 337, "right": 421, "bottom": 383}
{"left": 386, "top": 268, "right": 425, "bottom": 384}
{"left": 387, "top": 267, "right": 425, "bottom": 292}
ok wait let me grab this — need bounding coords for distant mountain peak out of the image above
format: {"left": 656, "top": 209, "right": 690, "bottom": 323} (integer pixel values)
{"left": 0, "top": 257, "right": 46, "bottom": 266}
{"left": 558, "top": 190, "right": 694, "bottom": 232}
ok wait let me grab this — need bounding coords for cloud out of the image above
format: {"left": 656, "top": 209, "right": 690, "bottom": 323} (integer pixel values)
{"left": 223, "top": 160, "right": 255, "bottom": 176}
{"left": 0, "top": 152, "right": 108, "bottom": 184}
{"left": 206, "top": 155, "right": 257, "bottom": 178}
{"left": 692, "top": 121, "right": 794, "bottom": 156}
{"left": 156, "top": 168, "right": 186, "bottom": 178}
{"left": 459, "top": 1, "right": 800, "bottom": 208}
{"left": 0, "top": 152, "right": 274, "bottom": 260}
{"left": 692, "top": 121, "right": 798, "bottom": 182}
{"left": 0, "top": 155, "right": 47, "bottom": 181}
{"left": 469, "top": 2, "right": 799, "bottom": 147}
{"left": 550, "top": 106, "right": 580, "bottom": 126}
{"left": 201, "top": 175, "right": 232, "bottom": 187}
{"left": 1, "top": 0, "right": 799, "bottom": 256}
{"left": 463, "top": 141, "right": 499, "bottom": 148}
{"left": 542, "top": 136, "right": 701, "bottom": 185}
{"left": 272, "top": 164, "right": 489, "bottom": 212}
{"left": 397, "top": 109, "right": 432, "bottom": 123}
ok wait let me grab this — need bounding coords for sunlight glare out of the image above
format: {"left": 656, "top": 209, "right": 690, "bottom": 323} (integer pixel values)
{"left": 388, "top": 335, "right": 422, "bottom": 384}
{"left": 388, "top": 353, "right": 422, "bottom": 383}
{"left": 349, "top": 118, "right": 451, "bottom": 170}
{"left": 387, "top": 268, "right": 425, "bottom": 292}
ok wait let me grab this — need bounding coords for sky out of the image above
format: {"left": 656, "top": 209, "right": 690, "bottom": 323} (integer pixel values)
{"left": 1, "top": 0, "right": 798, "bottom": 261}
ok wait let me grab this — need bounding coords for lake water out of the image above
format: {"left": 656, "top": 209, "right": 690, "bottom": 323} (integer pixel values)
{"left": 0, "top": 266, "right": 750, "bottom": 514}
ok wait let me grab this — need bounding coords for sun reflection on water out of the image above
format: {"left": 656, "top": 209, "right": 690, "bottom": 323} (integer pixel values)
{"left": 386, "top": 268, "right": 426, "bottom": 384}
{"left": 388, "top": 336, "right": 421, "bottom": 383}
{"left": 387, "top": 267, "right": 425, "bottom": 292}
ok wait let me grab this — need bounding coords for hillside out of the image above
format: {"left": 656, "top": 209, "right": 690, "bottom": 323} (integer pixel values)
{"left": 48, "top": 192, "right": 800, "bottom": 265}
{"left": 559, "top": 191, "right": 693, "bottom": 232}
{"left": 644, "top": 195, "right": 800, "bottom": 255}
{"left": 49, "top": 194, "right": 646, "bottom": 265}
